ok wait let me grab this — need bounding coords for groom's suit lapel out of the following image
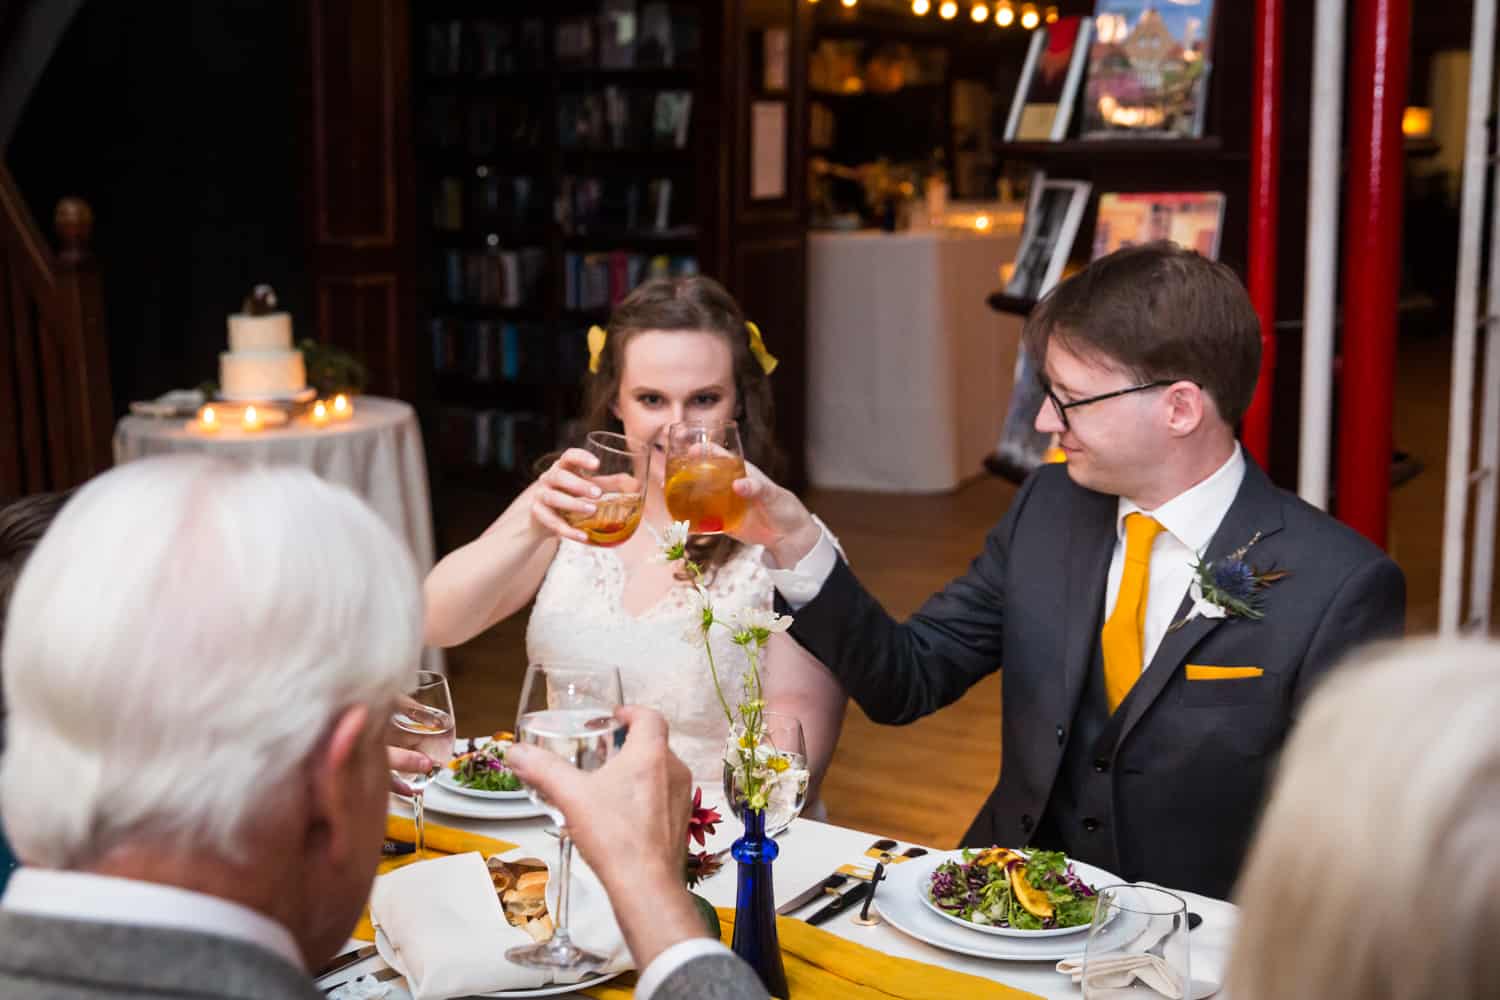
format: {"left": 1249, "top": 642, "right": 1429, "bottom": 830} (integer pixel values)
{"left": 1108, "top": 459, "right": 1286, "bottom": 750}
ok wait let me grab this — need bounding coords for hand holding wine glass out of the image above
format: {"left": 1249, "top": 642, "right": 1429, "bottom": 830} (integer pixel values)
{"left": 508, "top": 662, "right": 625, "bottom": 972}
{"left": 387, "top": 671, "right": 455, "bottom": 859}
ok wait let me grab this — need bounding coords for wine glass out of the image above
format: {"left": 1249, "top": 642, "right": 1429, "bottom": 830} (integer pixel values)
{"left": 564, "top": 432, "right": 651, "bottom": 547}
{"left": 388, "top": 670, "right": 456, "bottom": 860}
{"left": 1080, "top": 884, "right": 1190, "bottom": 999}
{"left": 507, "top": 662, "right": 625, "bottom": 972}
{"left": 663, "top": 420, "right": 747, "bottom": 535}
{"left": 723, "top": 711, "right": 809, "bottom": 837}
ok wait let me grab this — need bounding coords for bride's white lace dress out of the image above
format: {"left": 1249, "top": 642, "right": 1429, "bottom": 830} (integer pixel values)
{"left": 526, "top": 536, "right": 774, "bottom": 781}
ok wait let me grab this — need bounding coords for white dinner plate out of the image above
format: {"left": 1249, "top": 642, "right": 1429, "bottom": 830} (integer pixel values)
{"left": 435, "top": 739, "right": 530, "bottom": 800}
{"left": 373, "top": 929, "right": 622, "bottom": 997}
{"left": 918, "top": 852, "right": 1116, "bottom": 938}
{"left": 398, "top": 782, "right": 548, "bottom": 822}
{"left": 878, "top": 852, "right": 1143, "bottom": 962}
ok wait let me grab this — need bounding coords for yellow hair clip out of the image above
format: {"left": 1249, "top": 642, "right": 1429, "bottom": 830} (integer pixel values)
{"left": 746, "top": 321, "right": 778, "bottom": 376}
{"left": 586, "top": 325, "right": 608, "bottom": 374}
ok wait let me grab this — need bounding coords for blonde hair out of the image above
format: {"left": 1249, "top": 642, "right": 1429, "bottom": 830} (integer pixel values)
{"left": 1227, "top": 638, "right": 1500, "bottom": 999}
{"left": 0, "top": 455, "right": 423, "bottom": 867}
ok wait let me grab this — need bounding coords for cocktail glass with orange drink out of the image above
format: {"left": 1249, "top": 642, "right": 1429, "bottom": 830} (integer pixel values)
{"left": 563, "top": 431, "right": 650, "bottom": 547}
{"left": 663, "top": 420, "right": 747, "bottom": 535}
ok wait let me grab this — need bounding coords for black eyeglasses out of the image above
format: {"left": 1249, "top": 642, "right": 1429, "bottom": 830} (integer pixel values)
{"left": 1037, "top": 375, "right": 1186, "bottom": 432}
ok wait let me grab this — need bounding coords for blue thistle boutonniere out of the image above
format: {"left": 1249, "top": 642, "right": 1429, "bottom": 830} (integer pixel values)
{"left": 1170, "top": 531, "right": 1289, "bottom": 631}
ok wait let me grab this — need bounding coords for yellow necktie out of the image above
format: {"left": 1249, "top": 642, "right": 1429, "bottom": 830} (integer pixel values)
{"left": 1101, "top": 513, "right": 1165, "bottom": 714}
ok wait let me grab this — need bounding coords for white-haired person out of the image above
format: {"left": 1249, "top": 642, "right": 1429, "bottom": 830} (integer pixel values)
{"left": 0, "top": 455, "right": 765, "bottom": 1000}
{"left": 1227, "top": 638, "right": 1500, "bottom": 999}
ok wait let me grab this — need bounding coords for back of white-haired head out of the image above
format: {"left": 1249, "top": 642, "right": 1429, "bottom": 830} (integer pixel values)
{"left": 0, "top": 455, "right": 423, "bottom": 868}
{"left": 1227, "top": 638, "right": 1500, "bottom": 1000}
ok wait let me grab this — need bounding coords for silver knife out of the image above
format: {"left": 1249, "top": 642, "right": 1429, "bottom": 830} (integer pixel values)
{"left": 313, "top": 945, "right": 378, "bottom": 981}
{"left": 776, "top": 873, "right": 848, "bottom": 915}
{"left": 322, "top": 965, "right": 402, "bottom": 994}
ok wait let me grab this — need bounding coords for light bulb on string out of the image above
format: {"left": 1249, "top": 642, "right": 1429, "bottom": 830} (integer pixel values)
{"left": 971, "top": 2, "right": 989, "bottom": 22}
{"left": 1020, "top": 2, "right": 1040, "bottom": 28}
{"left": 995, "top": 0, "right": 1015, "bottom": 26}
{"left": 939, "top": 0, "right": 958, "bottom": 19}
{"left": 913, "top": 0, "right": 930, "bottom": 12}
{"left": 840, "top": 0, "right": 857, "bottom": 7}
{"left": 1044, "top": 4, "right": 1059, "bottom": 23}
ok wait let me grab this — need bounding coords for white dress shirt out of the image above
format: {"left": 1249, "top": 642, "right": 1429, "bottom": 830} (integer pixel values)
{"left": 636, "top": 938, "right": 739, "bottom": 1000}
{"left": 2, "top": 868, "right": 305, "bottom": 971}
{"left": 770, "top": 446, "right": 1246, "bottom": 673}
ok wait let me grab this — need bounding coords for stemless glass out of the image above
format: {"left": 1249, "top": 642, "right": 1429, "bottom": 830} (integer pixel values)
{"left": 1080, "top": 884, "right": 1190, "bottom": 999}
{"left": 564, "top": 432, "right": 651, "bottom": 547}
{"left": 663, "top": 420, "right": 747, "bottom": 535}
{"left": 388, "top": 671, "right": 456, "bottom": 860}
{"left": 507, "top": 662, "right": 625, "bottom": 972}
{"left": 723, "top": 712, "right": 809, "bottom": 837}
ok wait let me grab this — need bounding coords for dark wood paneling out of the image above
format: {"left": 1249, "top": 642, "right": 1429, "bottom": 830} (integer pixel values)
{"left": 315, "top": 274, "right": 402, "bottom": 396}
{"left": 733, "top": 235, "right": 808, "bottom": 489}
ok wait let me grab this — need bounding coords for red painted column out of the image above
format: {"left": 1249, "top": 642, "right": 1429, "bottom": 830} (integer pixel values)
{"left": 1241, "top": 0, "right": 1283, "bottom": 468}
{"left": 1336, "top": 0, "right": 1410, "bottom": 547}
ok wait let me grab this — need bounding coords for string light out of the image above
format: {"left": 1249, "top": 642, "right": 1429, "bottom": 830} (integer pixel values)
{"left": 840, "top": 0, "right": 857, "bottom": 7}
{"left": 912, "top": 0, "right": 930, "bottom": 12}
{"left": 1020, "top": 2, "right": 1040, "bottom": 28}
{"left": 939, "top": 0, "right": 958, "bottom": 19}
{"left": 995, "top": 0, "right": 1015, "bottom": 26}
{"left": 1044, "top": 4, "right": 1059, "bottom": 23}
{"left": 971, "top": 2, "right": 989, "bottom": 21}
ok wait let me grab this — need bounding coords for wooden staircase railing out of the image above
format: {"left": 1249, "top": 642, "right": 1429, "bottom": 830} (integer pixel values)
{"left": 0, "top": 161, "right": 111, "bottom": 496}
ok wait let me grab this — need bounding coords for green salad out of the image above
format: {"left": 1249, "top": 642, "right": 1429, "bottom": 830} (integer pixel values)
{"left": 449, "top": 739, "right": 522, "bottom": 792}
{"left": 927, "top": 847, "right": 1097, "bottom": 931}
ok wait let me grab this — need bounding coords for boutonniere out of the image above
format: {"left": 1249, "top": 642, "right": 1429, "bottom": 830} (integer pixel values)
{"left": 1169, "top": 531, "right": 1289, "bottom": 631}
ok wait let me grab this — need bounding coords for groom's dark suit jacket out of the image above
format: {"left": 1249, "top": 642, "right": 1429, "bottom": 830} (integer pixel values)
{"left": 788, "top": 460, "right": 1404, "bottom": 898}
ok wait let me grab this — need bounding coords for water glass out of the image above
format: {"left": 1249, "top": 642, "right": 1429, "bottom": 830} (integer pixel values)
{"left": 1080, "top": 884, "right": 1190, "bottom": 999}
{"left": 388, "top": 671, "right": 456, "bottom": 859}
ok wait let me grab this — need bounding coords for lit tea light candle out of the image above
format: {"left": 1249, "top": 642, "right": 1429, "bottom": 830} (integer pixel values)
{"left": 331, "top": 394, "right": 353, "bottom": 420}
{"left": 197, "top": 406, "right": 219, "bottom": 432}
{"left": 242, "top": 405, "right": 263, "bottom": 432}
{"left": 310, "top": 399, "right": 330, "bottom": 425}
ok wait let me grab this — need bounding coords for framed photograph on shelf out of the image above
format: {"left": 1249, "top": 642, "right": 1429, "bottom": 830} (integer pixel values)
{"left": 1082, "top": 0, "right": 1215, "bottom": 140}
{"left": 1005, "top": 174, "right": 1092, "bottom": 301}
{"left": 1004, "top": 16, "right": 1094, "bottom": 142}
{"left": 1091, "top": 191, "right": 1227, "bottom": 260}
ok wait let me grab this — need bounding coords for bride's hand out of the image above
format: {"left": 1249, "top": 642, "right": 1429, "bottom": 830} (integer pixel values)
{"left": 530, "top": 448, "right": 601, "bottom": 544}
{"left": 730, "top": 462, "right": 822, "bottom": 567}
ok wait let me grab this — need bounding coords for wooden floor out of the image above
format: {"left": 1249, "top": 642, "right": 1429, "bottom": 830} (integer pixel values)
{"left": 439, "top": 330, "right": 1496, "bottom": 849}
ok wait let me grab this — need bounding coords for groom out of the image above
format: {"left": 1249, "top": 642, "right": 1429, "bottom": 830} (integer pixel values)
{"left": 742, "top": 242, "right": 1405, "bottom": 898}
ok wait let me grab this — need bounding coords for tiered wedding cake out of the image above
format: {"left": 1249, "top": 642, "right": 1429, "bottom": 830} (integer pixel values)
{"left": 219, "top": 285, "right": 307, "bottom": 400}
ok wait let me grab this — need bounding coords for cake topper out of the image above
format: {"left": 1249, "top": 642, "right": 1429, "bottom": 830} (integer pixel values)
{"left": 242, "top": 284, "right": 279, "bottom": 316}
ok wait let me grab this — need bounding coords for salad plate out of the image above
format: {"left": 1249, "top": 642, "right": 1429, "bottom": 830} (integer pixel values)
{"left": 920, "top": 848, "right": 1110, "bottom": 938}
{"left": 397, "top": 782, "right": 547, "bottom": 822}
{"left": 877, "top": 851, "right": 1141, "bottom": 962}
{"left": 435, "top": 738, "right": 529, "bottom": 800}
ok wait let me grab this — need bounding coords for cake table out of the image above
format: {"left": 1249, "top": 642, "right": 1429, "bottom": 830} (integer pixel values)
{"left": 113, "top": 396, "right": 444, "bottom": 672}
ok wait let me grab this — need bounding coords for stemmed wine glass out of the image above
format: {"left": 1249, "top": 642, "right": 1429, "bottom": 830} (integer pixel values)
{"left": 387, "top": 670, "right": 456, "bottom": 860}
{"left": 663, "top": 420, "right": 747, "bottom": 535}
{"left": 507, "top": 662, "right": 625, "bottom": 972}
{"left": 564, "top": 432, "right": 651, "bottom": 547}
{"left": 723, "top": 712, "right": 809, "bottom": 837}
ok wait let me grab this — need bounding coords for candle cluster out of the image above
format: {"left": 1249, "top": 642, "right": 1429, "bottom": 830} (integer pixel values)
{"left": 192, "top": 394, "right": 353, "bottom": 434}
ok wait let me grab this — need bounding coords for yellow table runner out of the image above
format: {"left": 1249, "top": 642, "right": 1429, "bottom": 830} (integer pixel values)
{"left": 584, "top": 907, "right": 1042, "bottom": 1000}
{"left": 351, "top": 815, "right": 519, "bottom": 942}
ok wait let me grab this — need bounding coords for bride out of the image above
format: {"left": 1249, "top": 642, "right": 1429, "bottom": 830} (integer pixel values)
{"left": 423, "top": 276, "right": 845, "bottom": 812}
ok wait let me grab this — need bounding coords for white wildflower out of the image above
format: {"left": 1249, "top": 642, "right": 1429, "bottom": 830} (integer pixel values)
{"left": 657, "top": 520, "right": 691, "bottom": 563}
{"left": 728, "top": 607, "right": 793, "bottom": 637}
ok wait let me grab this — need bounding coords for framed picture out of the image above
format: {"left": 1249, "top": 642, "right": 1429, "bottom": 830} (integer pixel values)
{"left": 1091, "top": 191, "right": 1227, "bottom": 260}
{"left": 1005, "top": 174, "right": 1092, "bottom": 301}
{"left": 1004, "top": 16, "right": 1094, "bottom": 142}
{"left": 1082, "top": 0, "right": 1215, "bottom": 140}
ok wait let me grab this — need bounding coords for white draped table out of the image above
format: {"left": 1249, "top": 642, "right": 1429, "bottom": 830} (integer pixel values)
{"left": 112, "top": 396, "right": 443, "bottom": 672}
{"left": 342, "top": 801, "right": 1239, "bottom": 999}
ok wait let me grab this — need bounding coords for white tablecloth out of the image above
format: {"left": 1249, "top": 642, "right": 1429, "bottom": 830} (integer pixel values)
{"left": 806, "top": 228, "right": 1025, "bottom": 493}
{"left": 340, "top": 800, "right": 1238, "bottom": 999}
{"left": 113, "top": 396, "right": 443, "bottom": 672}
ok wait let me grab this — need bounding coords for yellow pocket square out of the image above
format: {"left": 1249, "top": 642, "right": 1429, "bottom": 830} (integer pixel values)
{"left": 1185, "top": 664, "right": 1264, "bottom": 681}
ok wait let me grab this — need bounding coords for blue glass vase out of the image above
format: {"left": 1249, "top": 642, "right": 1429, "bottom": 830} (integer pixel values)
{"left": 730, "top": 807, "right": 789, "bottom": 998}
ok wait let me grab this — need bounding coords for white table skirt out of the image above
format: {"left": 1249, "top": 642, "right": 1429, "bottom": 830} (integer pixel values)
{"left": 806, "top": 229, "right": 1025, "bottom": 493}
{"left": 340, "top": 799, "right": 1238, "bottom": 999}
{"left": 113, "top": 396, "right": 443, "bottom": 673}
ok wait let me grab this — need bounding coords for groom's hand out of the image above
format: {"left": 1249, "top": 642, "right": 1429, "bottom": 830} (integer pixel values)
{"left": 731, "top": 462, "right": 822, "bottom": 568}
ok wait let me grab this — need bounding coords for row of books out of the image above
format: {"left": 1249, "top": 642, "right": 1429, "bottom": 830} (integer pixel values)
{"left": 564, "top": 252, "right": 698, "bottom": 311}
{"left": 425, "top": 4, "right": 700, "bottom": 79}
{"left": 434, "top": 408, "right": 554, "bottom": 474}
{"left": 557, "top": 175, "right": 689, "bottom": 235}
{"left": 1004, "top": 0, "right": 1216, "bottom": 143}
{"left": 433, "top": 175, "right": 545, "bottom": 233}
{"left": 438, "top": 248, "right": 547, "bottom": 308}
{"left": 430, "top": 319, "right": 550, "bottom": 384}
{"left": 559, "top": 88, "right": 692, "bottom": 150}
{"left": 424, "top": 96, "right": 544, "bottom": 155}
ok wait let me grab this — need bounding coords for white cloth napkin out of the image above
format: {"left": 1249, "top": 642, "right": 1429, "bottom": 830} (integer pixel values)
{"left": 369, "top": 843, "right": 631, "bottom": 1000}
{"left": 1057, "top": 952, "right": 1185, "bottom": 998}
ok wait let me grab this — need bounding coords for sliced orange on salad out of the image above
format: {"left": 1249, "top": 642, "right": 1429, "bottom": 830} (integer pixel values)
{"left": 1009, "top": 865, "right": 1054, "bottom": 919}
{"left": 974, "top": 847, "right": 1023, "bottom": 869}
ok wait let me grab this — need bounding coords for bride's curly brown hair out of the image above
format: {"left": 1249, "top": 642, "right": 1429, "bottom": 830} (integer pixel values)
{"left": 552, "top": 275, "right": 784, "bottom": 575}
